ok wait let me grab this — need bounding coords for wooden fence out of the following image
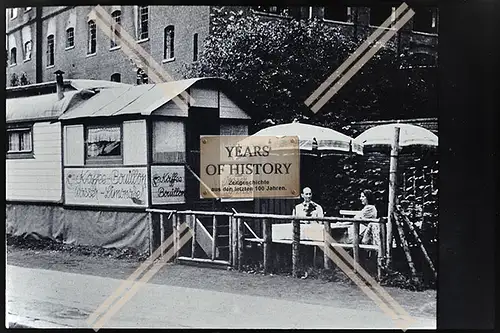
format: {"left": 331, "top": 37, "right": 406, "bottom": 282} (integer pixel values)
{"left": 146, "top": 209, "right": 388, "bottom": 280}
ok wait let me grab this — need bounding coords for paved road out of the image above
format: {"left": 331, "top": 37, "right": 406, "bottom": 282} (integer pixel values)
{"left": 6, "top": 265, "right": 436, "bottom": 329}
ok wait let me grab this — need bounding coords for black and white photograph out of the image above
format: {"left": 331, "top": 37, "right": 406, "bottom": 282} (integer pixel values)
{"left": 4, "top": 2, "right": 491, "bottom": 329}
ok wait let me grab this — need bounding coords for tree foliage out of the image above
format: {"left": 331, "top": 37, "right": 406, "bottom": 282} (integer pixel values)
{"left": 182, "top": 8, "right": 437, "bottom": 134}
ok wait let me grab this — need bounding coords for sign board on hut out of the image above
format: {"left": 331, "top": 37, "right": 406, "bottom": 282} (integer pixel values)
{"left": 150, "top": 165, "right": 186, "bottom": 204}
{"left": 64, "top": 167, "right": 148, "bottom": 207}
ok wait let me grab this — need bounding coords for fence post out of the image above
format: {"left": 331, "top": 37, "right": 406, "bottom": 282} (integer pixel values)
{"left": 231, "top": 216, "right": 238, "bottom": 268}
{"left": 191, "top": 214, "right": 196, "bottom": 259}
{"left": 173, "top": 213, "right": 179, "bottom": 262}
{"left": 148, "top": 211, "right": 154, "bottom": 256}
{"left": 378, "top": 218, "right": 387, "bottom": 279}
{"left": 292, "top": 219, "right": 300, "bottom": 278}
{"left": 263, "top": 218, "right": 272, "bottom": 274}
{"left": 212, "top": 214, "right": 217, "bottom": 261}
{"left": 237, "top": 217, "right": 244, "bottom": 271}
{"left": 159, "top": 213, "right": 165, "bottom": 257}
{"left": 353, "top": 222, "right": 360, "bottom": 273}
{"left": 324, "top": 221, "right": 332, "bottom": 270}
{"left": 228, "top": 216, "right": 233, "bottom": 267}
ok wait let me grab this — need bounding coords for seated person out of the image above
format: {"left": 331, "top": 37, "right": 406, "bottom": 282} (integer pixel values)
{"left": 292, "top": 187, "right": 324, "bottom": 223}
{"left": 342, "top": 189, "right": 378, "bottom": 244}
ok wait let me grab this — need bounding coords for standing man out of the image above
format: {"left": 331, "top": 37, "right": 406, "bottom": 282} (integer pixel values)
{"left": 292, "top": 187, "right": 324, "bottom": 223}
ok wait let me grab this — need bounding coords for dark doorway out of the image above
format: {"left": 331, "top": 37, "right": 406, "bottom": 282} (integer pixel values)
{"left": 185, "top": 107, "right": 220, "bottom": 208}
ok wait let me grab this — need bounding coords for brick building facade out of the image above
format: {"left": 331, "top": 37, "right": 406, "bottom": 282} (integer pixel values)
{"left": 6, "top": 5, "right": 438, "bottom": 86}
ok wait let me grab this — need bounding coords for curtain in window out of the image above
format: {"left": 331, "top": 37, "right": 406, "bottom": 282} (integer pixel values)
{"left": 153, "top": 120, "right": 185, "bottom": 163}
{"left": 87, "top": 126, "right": 120, "bottom": 143}
{"left": 20, "top": 131, "right": 32, "bottom": 151}
{"left": 9, "top": 133, "right": 19, "bottom": 151}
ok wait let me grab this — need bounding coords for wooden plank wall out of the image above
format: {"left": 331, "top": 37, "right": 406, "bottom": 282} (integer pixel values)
{"left": 6, "top": 122, "right": 62, "bottom": 202}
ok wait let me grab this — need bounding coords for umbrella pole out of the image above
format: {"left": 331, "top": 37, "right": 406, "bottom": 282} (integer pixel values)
{"left": 386, "top": 126, "right": 400, "bottom": 267}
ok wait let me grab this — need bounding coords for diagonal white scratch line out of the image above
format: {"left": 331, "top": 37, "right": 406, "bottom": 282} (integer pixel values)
{"left": 87, "top": 222, "right": 189, "bottom": 327}
{"left": 89, "top": 6, "right": 194, "bottom": 112}
{"left": 89, "top": 225, "right": 194, "bottom": 331}
{"left": 305, "top": 3, "right": 409, "bottom": 107}
{"left": 310, "top": 8, "right": 414, "bottom": 113}
{"left": 321, "top": 230, "right": 416, "bottom": 331}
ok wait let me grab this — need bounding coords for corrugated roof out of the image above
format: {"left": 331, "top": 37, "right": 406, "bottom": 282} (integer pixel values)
{"left": 6, "top": 91, "right": 83, "bottom": 123}
{"left": 6, "top": 80, "right": 132, "bottom": 123}
{"left": 59, "top": 78, "right": 222, "bottom": 120}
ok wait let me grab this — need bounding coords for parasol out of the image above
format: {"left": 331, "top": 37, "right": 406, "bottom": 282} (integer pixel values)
{"left": 248, "top": 122, "right": 363, "bottom": 155}
{"left": 353, "top": 123, "right": 438, "bottom": 148}
{"left": 353, "top": 123, "right": 438, "bottom": 265}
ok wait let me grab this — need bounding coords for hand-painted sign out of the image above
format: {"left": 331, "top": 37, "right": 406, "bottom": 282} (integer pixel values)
{"left": 64, "top": 167, "right": 148, "bottom": 207}
{"left": 151, "top": 165, "right": 186, "bottom": 204}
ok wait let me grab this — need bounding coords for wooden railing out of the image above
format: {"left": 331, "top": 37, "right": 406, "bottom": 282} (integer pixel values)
{"left": 233, "top": 213, "right": 387, "bottom": 279}
{"left": 146, "top": 209, "right": 388, "bottom": 280}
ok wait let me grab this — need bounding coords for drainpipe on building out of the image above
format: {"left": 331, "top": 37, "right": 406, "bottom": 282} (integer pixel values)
{"left": 35, "top": 6, "right": 43, "bottom": 83}
{"left": 54, "top": 70, "right": 65, "bottom": 100}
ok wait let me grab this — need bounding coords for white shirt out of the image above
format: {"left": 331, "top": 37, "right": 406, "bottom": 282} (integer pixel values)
{"left": 293, "top": 201, "right": 324, "bottom": 223}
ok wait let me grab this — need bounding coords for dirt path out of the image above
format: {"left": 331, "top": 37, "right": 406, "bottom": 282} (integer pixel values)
{"left": 6, "top": 244, "right": 436, "bottom": 319}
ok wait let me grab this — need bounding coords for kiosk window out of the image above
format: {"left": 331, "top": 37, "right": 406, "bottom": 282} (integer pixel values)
{"left": 85, "top": 125, "right": 122, "bottom": 164}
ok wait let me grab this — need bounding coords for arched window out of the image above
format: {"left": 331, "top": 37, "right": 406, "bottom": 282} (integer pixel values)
{"left": 10, "top": 47, "right": 17, "bottom": 65}
{"left": 111, "top": 73, "right": 121, "bottom": 82}
{"left": 138, "top": 6, "right": 149, "bottom": 40}
{"left": 10, "top": 8, "right": 18, "bottom": 20}
{"left": 110, "top": 10, "right": 121, "bottom": 48}
{"left": 66, "top": 27, "right": 75, "bottom": 48}
{"left": 47, "top": 35, "right": 54, "bottom": 66}
{"left": 24, "top": 41, "right": 32, "bottom": 61}
{"left": 136, "top": 68, "right": 148, "bottom": 85}
{"left": 163, "top": 25, "right": 174, "bottom": 60}
{"left": 88, "top": 20, "right": 97, "bottom": 54}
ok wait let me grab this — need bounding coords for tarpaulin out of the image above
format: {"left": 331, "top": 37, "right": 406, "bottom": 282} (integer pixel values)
{"left": 6, "top": 203, "right": 150, "bottom": 254}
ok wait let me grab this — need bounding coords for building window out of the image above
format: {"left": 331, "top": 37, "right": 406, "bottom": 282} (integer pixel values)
{"left": 138, "top": 5, "right": 149, "bottom": 40}
{"left": 137, "top": 68, "right": 148, "bottom": 84}
{"left": 85, "top": 125, "right": 122, "bottom": 164}
{"left": 252, "top": 6, "right": 290, "bottom": 17}
{"left": 24, "top": 41, "right": 32, "bottom": 61}
{"left": 25, "top": 7, "right": 32, "bottom": 12}
{"left": 324, "top": 5, "right": 352, "bottom": 23}
{"left": 193, "top": 33, "right": 199, "bottom": 61}
{"left": 110, "top": 73, "right": 121, "bottom": 82}
{"left": 47, "top": 34, "right": 55, "bottom": 66}
{"left": 7, "top": 126, "right": 33, "bottom": 158}
{"left": 153, "top": 120, "right": 186, "bottom": 163}
{"left": 10, "top": 47, "right": 17, "bottom": 65}
{"left": 370, "top": 6, "right": 395, "bottom": 27}
{"left": 66, "top": 27, "right": 75, "bottom": 48}
{"left": 88, "top": 20, "right": 97, "bottom": 54}
{"left": 163, "top": 25, "right": 174, "bottom": 60}
{"left": 110, "top": 10, "right": 121, "bottom": 48}
{"left": 413, "top": 7, "right": 438, "bottom": 33}
{"left": 10, "top": 8, "right": 18, "bottom": 20}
